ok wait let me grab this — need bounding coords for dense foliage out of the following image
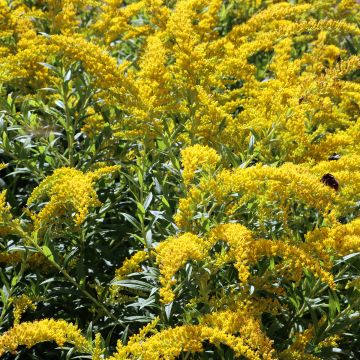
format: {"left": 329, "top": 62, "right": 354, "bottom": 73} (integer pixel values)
{"left": 0, "top": 0, "right": 359, "bottom": 358}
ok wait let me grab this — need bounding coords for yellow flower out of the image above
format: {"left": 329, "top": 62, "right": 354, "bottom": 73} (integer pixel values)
{"left": 114, "top": 251, "right": 149, "bottom": 281}
{"left": 92, "top": 333, "right": 105, "bottom": 360}
{"left": 110, "top": 250, "right": 149, "bottom": 300}
{"left": 176, "top": 162, "right": 338, "bottom": 231}
{"left": 0, "top": 319, "right": 89, "bottom": 357}
{"left": 109, "top": 324, "right": 261, "bottom": 360}
{"left": 305, "top": 217, "right": 360, "bottom": 258}
{"left": 13, "top": 295, "right": 36, "bottom": 325}
{"left": 81, "top": 107, "right": 107, "bottom": 138}
{"left": 279, "top": 320, "right": 338, "bottom": 360}
{"left": 27, "top": 166, "right": 120, "bottom": 231}
{"left": 181, "top": 144, "right": 220, "bottom": 186}
{"left": 156, "top": 233, "right": 207, "bottom": 303}
{"left": 49, "top": 34, "right": 131, "bottom": 92}
{"left": 0, "top": 190, "right": 25, "bottom": 238}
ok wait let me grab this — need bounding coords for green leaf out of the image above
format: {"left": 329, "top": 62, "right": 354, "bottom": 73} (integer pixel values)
{"left": 42, "top": 245, "right": 54, "bottom": 262}
{"left": 111, "top": 280, "right": 154, "bottom": 293}
{"left": 143, "top": 192, "right": 153, "bottom": 210}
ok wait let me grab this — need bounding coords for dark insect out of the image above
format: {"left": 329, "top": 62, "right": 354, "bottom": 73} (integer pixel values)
{"left": 321, "top": 173, "right": 339, "bottom": 191}
{"left": 328, "top": 153, "right": 341, "bottom": 161}
{"left": 299, "top": 96, "right": 305, "bottom": 104}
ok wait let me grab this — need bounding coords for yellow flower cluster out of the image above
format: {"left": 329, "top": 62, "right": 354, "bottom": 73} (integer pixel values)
{"left": 27, "top": 166, "right": 120, "bottom": 231}
{"left": 12, "top": 295, "right": 36, "bottom": 325}
{"left": 81, "top": 107, "right": 107, "bottom": 137}
{"left": 0, "top": 0, "right": 359, "bottom": 159}
{"left": 92, "top": 333, "right": 105, "bottom": 360}
{"left": 45, "top": 0, "right": 99, "bottom": 33}
{"left": 0, "top": 190, "right": 11, "bottom": 225}
{"left": 305, "top": 217, "right": 360, "bottom": 258}
{"left": 49, "top": 34, "right": 131, "bottom": 92}
{"left": 93, "top": 0, "right": 168, "bottom": 43}
{"left": 114, "top": 251, "right": 149, "bottom": 281}
{"left": 279, "top": 322, "right": 339, "bottom": 360}
{"left": 156, "top": 233, "right": 206, "bottom": 303}
{"left": 110, "top": 324, "right": 266, "bottom": 360}
{"left": 0, "top": 1, "right": 50, "bottom": 84}
{"left": 309, "top": 155, "right": 360, "bottom": 216}
{"left": 208, "top": 224, "right": 253, "bottom": 283}
{"left": 176, "top": 145, "right": 360, "bottom": 232}
{"left": 200, "top": 305, "right": 275, "bottom": 357}
{"left": 110, "top": 250, "right": 149, "bottom": 300}
{"left": 181, "top": 144, "right": 221, "bottom": 186}
{"left": 176, "top": 162, "right": 332, "bottom": 231}
{"left": 108, "top": 300, "right": 279, "bottom": 359}
{"left": 0, "top": 190, "right": 25, "bottom": 238}
{"left": 0, "top": 319, "right": 89, "bottom": 357}
{"left": 249, "top": 238, "right": 335, "bottom": 287}
{"left": 155, "top": 223, "right": 334, "bottom": 304}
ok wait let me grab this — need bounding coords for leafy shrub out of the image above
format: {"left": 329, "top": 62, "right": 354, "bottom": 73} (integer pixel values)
{"left": 0, "top": 0, "right": 359, "bottom": 359}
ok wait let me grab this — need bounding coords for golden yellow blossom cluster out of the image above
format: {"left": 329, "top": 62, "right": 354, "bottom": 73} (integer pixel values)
{"left": 111, "top": 325, "right": 260, "bottom": 359}
{"left": 114, "top": 250, "right": 148, "bottom": 281}
{"left": 0, "top": 190, "right": 25, "bottom": 238}
{"left": 305, "top": 217, "right": 360, "bottom": 260}
{"left": 0, "top": 190, "right": 12, "bottom": 235}
{"left": 107, "top": 301, "right": 278, "bottom": 359}
{"left": 0, "top": 0, "right": 50, "bottom": 84}
{"left": 156, "top": 233, "right": 206, "bottom": 303}
{"left": 12, "top": 295, "right": 36, "bottom": 325}
{"left": 279, "top": 322, "right": 340, "bottom": 360}
{"left": 155, "top": 223, "right": 335, "bottom": 304}
{"left": 110, "top": 250, "right": 149, "bottom": 300}
{"left": 0, "top": 251, "right": 52, "bottom": 272}
{"left": 81, "top": 107, "right": 107, "bottom": 137}
{"left": 92, "top": 333, "right": 105, "bottom": 360}
{"left": 0, "top": 319, "right": 89, "bottom": 357}
{"left": 0, "top": 0, "right": 358, "bottom": 157}
{"left": 111, "top": 321, "right": 269, "bottom": 359}
{"left": 181, "top": 144, "right": 221, "bottom": 186}
{"left": 175, "top": 146, "right": 360, "bottom": 232}
{"left": 27, "top": 166, "right": 120, "bottom": 231}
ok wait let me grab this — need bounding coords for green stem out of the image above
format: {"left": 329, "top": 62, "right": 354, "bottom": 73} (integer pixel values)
{"left": 61, "top": 79, "right": 74, "bottom": 167}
